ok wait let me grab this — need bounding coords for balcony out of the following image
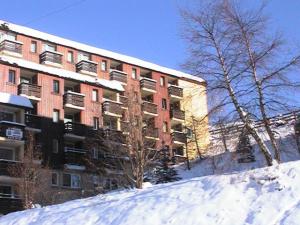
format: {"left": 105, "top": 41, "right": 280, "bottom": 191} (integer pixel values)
{"left": 110, "top": 70, "right": 127, "bottom": 84}
{"left": 63, "top": 91, "right": 85, "bottom": 111}
{"left": 25, "top": 114, "right": 42, "bottom": 132}
{"left": 64, "top": 122, "right": 87, "bottom": 140}
{"left": 102, "top": 101, "right": 123, "bottom": 117}
{"left": 120, "top": 95, "right": 128, "bottom": 108}
{"left": 104, "top": 129, "right": 126, "bottom": 144}
{"left": 76, "top": 60, "right": 97, "bottom": 76}
{"left": 172, "top": 131, "right": 186, "bottom": 145}
{"left": 140, "top": 78, "right": 156, "bottom": 94}
{"left": 0, "top": 39, "right": 22, "bottom": 57}
{"left": 40, "top": 50, "right": 62, "bottom": 67}
{"left": 0, "top": 160, "right": 22, "bottom": 177}
{"left": 168, "top": 85, "right": 183, "bottom": 100}
{"left": 142, "top": 101, "right": 158, "bottom": 117}
{"left": 64, "top": 147, "right": 87, "bottom": 169}
{"left": 18, "top": 83, "right": 41, "bottom": 101}
{"left": 170, "top": 109, "right": 185, "bottom": 123}
{"left": 0, "top": 197, "right": 23, "bottom": 215}
{"left": 143, "top": 127, "right": 159, "bottom": 140}
{"left": 0, "top": 121, "right": 25, "bottom": 145}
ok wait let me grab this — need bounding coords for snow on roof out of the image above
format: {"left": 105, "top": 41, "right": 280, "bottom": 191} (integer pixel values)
{"left": 0, "top": 55, "right": 124, "bottom": 92}
{"left": 0, "top": 92, "right": 33, "bottom": 108}
{"left": 0, "top": 20, "right": 205, "bottom": 83}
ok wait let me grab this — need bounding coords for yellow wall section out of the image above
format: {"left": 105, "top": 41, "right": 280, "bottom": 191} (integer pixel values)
{"left": 178, "top": 80, "right": 210, "bottom": 159}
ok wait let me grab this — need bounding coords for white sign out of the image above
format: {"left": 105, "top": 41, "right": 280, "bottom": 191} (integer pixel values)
{"left": 6, "top": 128, "right": 23, "bottom": 140}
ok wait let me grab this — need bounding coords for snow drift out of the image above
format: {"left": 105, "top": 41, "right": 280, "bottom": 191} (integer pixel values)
{"left": 1, "top": 160, "right": 300, "bottom": 225}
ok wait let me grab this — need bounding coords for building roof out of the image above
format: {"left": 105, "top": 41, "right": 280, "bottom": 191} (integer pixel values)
{"left": 0, "top": 20, "right": 205, "bottom": 83}
{"left": 0, "top": 92, "right": 33, "bottom": 108}
{"left": 0, "top": 55, "right": 124, "bottom": 92}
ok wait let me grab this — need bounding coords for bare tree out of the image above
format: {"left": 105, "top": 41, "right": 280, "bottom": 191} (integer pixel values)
{"left": 181, "top": 0, "right": 300, "bottom": 166}
{"left": 85, "top": 87, "right": 158, "bottom": 189}
{"left": 9, "top": 131, "right": 51, "bottom": 209}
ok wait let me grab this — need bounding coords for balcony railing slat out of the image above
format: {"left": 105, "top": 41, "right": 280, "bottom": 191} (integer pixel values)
{"left": 18, "top": 83, "right": 41, "bottom": 98}
{"left": 140, "top": 78, "right": 156, "bottom": 91}
{"left": 168, "top": 85, "right": 183, "bottom": 98}
{"left": 64, "top": 122, "right": 86, "bottom": 136}
{"left": 40, "top": 51, "right": 62, "bottom": 64}
{"left": 102, "top": 101, "right": 123, "bottom": 115}
{"left": 76, "top": 60, "right": 97, "bottom": 74}
{"left": 143, "top": 127, "right": 159, "bottom": 138}
{"left": 0, "top": 40, "right": 22, "bottom": 54}
{"left": 172, "top": 131, "right": 186, "bottom": 143}
{"left": 142, "top": 101, "right": 158, "bottom": 115}
{"left": 170, "top": 109, "right": 185, "bottom": 121}
{"left": 63, "top": 92, "right": 85, "bottom": 108}
{"left": 110, "top": 70, "right": 127, "bottom": 83}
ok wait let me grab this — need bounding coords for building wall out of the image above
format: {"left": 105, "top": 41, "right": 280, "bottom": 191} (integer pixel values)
{"left": 179, "top": 79, "right": 210, "bottom": 158}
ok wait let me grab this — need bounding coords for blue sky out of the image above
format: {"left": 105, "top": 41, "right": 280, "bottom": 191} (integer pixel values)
{"left": 1, "top": 0, "right": 300, "bottom": 72}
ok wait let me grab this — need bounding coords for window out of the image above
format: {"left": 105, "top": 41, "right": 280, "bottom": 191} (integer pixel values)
{"left": 53, "top": 110, "right": 59, "bottom": 123}
{"left": 162, "top": 98, "right": 167, "bottom": 110}
{"left": 0, "top": 185, "right": 13, "bottom": 198}
{"left": 78, "top": 52, "right": 90, "bottom": 62}
{"left": 93, "top": 117, "right": 99, "bottom": 130}
{"left": 92, "top": 89, "right": 98, "bottom": 102}
{"left": 63, "top": 174, "right": 81, "bottom": 188}
{"left": 51, "top": 172, "right": 59, "bottom": 186}
{"left": 53, "top": 80, "right": 60, "bottom": 94}
{"left": 101, "top": 60, "right": 107, "bottom": 71}
{"left": 30, "top": 41, "right": 37, "bottom": 53}
{"left": 160, "top": 77, "right": 166, "bottom": 87}
{"left": 43, "top": 43, "right": 56, "bottom": 52}
{"left": 163, "top": 121, "right": 168, "bottom": 133}
{"left": 8, "top": 70, "right": 16, "bottom": 84}
{"left": 133, "top": 91, "right": 138, "bottom": 102}
{"left": 131, "top": 68, "right": 137, "bottom": 79}
{"left": 0, "top": 111, "right": 14, "bottom": 122}
{"left": 52, "top": 139, "right": 59, "bottom": 153}
{"left": 67, "top": 51, "right": 74, "bottom": 63}
{"left": 0, "top": 148, "right": 14, "bottom": 161}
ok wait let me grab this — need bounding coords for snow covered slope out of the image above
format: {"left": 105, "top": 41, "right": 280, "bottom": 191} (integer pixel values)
{"left": 1, "top": 160, "right": 300, "bottom": 225}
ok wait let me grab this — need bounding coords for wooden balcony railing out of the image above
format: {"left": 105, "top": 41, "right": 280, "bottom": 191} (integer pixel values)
{"left": 120, "top": 121, "right": 129, "bottom": 133}
{"left": 63, "top": 92, "right": 85, "bottom": 108}
{"left": 172, "top": 131, "right": 186, "bottom": 144}
{"left": 64, "top": 122, "right": 87, "bottom": 137}
{"left": 0, "top": 197, "right": 23, "bottom": 215}
{"left": 64, "top": 147, "right": 87, "bottom": 166}
{"left": 143, "top": 127, "right": 159, "bottom": 139}
{"left": 140, "top": 78, "right": 156, "bottom": 91}
{"left": 40, "top": 50, "right": 62, "bottom": 65}
{"left": 76, "top": 60, "right": 97, "bottom": 74}
{"left": 170, "top": 109, "right": 185, "bottom": 121}
{"left": 18, "top": 83, "right": 41, "bottom": 99}
{"left": 0, "top": 39, "right": 22, "bottom": 55}
{"left": 102, "top": 101, "right": 123, "bottom": 116}
{"left": 142, "top": 101, "right": 158, "bottom": 115}
{"left": 25, "top": 114, "right": 42, "bottom": 130}
{"left": 110, "top": 70, "right": 127, "bottom": 83}
{"left": 0, "top": 121, "right": 25, "bottom": 141}
{"left": 0, "top": 160, "right": 22, "bottom": 176}
{"left": 120, "top": 95, "right": 128, "bottom": 108}
{"left": 168, "top": 85, "right": 183, "bottom": 98}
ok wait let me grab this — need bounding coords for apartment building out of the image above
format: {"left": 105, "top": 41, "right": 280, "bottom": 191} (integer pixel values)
{"left": 0, "top": 21, "right": 208, "bottom": 214}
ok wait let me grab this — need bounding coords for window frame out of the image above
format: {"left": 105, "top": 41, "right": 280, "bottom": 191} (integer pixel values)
{"left": 101, "top": 60, "right": 107, "bottom": 71}
{"left": 67, "top": 51, "right": 74, "bottom": 63}
{"left": 52, "top": 139, "right": 59, "bottom": 153}
{"left": 92, "top": 89, "right": 99, "bottom": 102}
{"left": 30, "top": 40, "right": 37, "bottom": 53}
{"left": 131, "top": 68, "right": 137, "bottom": 79}
{"left": 93, "top": 117, "right": 99, "bottom": 130}
{"left": 51, "top": 172, "right": 59, "bottom": 186}
{"left": 161, "top": 98, "right": 167, "bottom": 110}
{"left": 163, "top": 121, "right": 168, "bottom": 133}
{"left": 52, "top": 109, "right": 60, "bottom": 123}
{"left": 52, "top": 80, "right": 60, "bottom": 94}
{"left": 8, "top": 70, "right": 16, "bottom": 84}
{"left": 62, "top": 173, "right": 81, "bottom": 189}
{"left": 160, "top": 76, "right": 166, "bottom": 87}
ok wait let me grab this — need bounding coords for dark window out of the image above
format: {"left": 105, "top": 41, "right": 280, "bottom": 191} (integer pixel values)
{"left": 30, "top": 41, "right": 37, "bottom": 53}
{"left": 8, "top": 70, "right": 16, "bottom": 84}
{"left": 53, "top": 80, "right": 59, "bottom": 93}
{"left": 0, "top": 185, "right": 12, "bottom": 198}
{"left": 52, "top": 139, "right": 59, "bottom": 153}
{"left": 63, "top": 174, "right": 80, "bottom": 188}
{"left": 51, "top": 172, "right": 58, "bottom": 186}
{"left": 162, "top": 98, "right": 167, "bottom": 110}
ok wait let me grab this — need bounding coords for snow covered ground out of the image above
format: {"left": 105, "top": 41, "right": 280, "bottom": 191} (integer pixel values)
{"left": 1, "top": 160, "right": 300, "bottom": 225}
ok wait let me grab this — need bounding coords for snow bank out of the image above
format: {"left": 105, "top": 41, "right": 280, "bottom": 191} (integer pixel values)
{"left": 0, "top": 20, "right": 205, "bottom": 83}
{"left": 1, "top": 160, "right": 300, "bottom": 225}
{"left": 0, "top": 92, "right": 33, "bottom": 108}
